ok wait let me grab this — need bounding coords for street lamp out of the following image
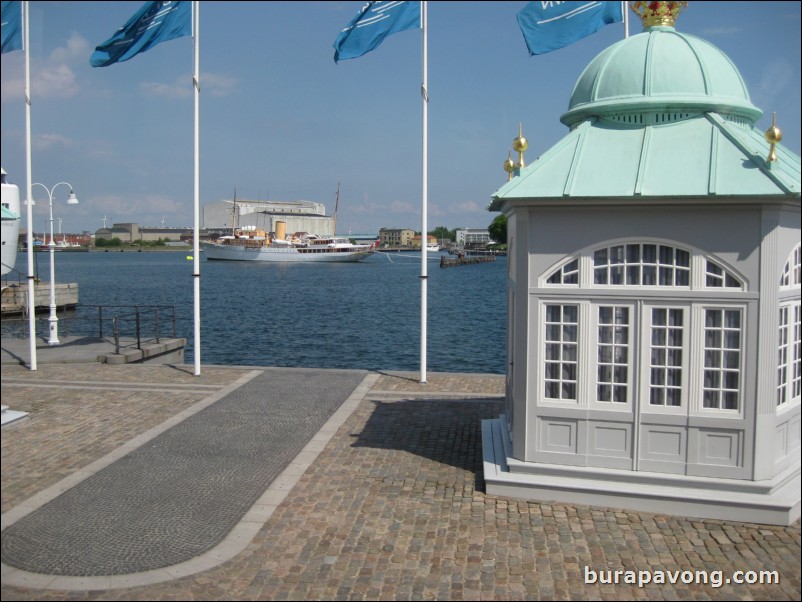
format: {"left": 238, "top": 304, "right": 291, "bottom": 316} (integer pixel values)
{"left": 32, "top": 182, "right": 79, "bottom": 345}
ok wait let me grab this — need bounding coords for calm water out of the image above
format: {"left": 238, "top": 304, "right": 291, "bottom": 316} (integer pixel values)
{"left": 9, "top": 250, "right": 507, "bottom": 374}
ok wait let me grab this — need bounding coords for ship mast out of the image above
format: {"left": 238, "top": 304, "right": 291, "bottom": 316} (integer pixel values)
{"left": 333, "top": 182, "right": 340, "bottom": 236}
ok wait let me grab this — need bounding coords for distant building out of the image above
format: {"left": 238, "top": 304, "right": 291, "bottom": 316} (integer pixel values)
{"left": 379, "top": 228, "right": 415, "bottom": 248}
{"left": 94, "top": 223, "right": 214, "bottom": 244}
{"left": 411, "top": 234, "right": 437, "bottom": 249}
{"left": 456, "top": 228, "right": 491, "bottom": 247}
{"left": 202, "top": 199, "right": 335, "bottom": 236}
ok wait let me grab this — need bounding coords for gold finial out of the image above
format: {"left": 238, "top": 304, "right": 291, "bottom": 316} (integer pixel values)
{"left": 503, "top": 150, "right": 515, "bottom": 181}
{"left": 632, "top": 1, "right": 688, "bottom": 28}
{"left": 513, "top": 123, "right": 528, "bottom": 169}
{"left": 765, "top": 112, "right": 782, "bottom": 163}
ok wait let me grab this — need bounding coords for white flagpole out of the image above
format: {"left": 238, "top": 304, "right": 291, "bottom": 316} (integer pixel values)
{"left": 23, "top": 0, "right": 37, "bottom": 370}
{"left": 192, "top": 1, "right": 201, "bottom": 375}
{"left": 419, "top": 1, "right": 428, "bottom": 384}
{"left": 623, "top": 1, "right": 629, "bottom": 38}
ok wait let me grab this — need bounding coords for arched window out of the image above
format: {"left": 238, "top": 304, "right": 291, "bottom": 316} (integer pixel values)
{"left": 780, "top": 243, "right": 801, "bottom": 288}
{"left": 593, "top": 243, "right": 689, "bottom": 286}
{"left": 543, "top": 241, "right": 745, "bottom": 290}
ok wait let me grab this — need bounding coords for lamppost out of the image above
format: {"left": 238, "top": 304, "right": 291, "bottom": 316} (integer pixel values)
{"left": 32, "top": 182, "right": 79, "bottom": 345}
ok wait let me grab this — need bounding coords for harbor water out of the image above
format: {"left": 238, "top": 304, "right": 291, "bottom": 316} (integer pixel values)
{"left": 6, "top": 250, "right": 507, "bottom": 374}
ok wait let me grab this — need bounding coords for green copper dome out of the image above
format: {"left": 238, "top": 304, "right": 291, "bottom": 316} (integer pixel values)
{"left": 561, "top": 26, "right": 762, "bottom": 127}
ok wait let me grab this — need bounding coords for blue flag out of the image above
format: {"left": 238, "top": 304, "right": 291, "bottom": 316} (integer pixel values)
{"left": 90, "top": 0, "right": 191, "bottom": 67}
{"left": 1, "top": 0, "right": 22, "bottom": 54}
{"left": 334, "top": 1, "right": 420, "bottom": 63}
{"left": 517, "top": 1, "right": 623, "bottom": 56}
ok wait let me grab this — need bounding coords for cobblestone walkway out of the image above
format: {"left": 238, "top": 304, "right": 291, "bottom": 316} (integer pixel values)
{"left": 1, "top": 364, "right": 799, "bottom": 600}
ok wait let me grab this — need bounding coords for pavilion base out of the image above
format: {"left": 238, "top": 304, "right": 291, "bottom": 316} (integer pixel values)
{"left": 482, "top": 417, "right": 801, "bottom": 526}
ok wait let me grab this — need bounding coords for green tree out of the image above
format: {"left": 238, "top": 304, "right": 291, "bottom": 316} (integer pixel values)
{"left": 95, "top": 237, "right": 122, "bottom": 247}
{"left": 430, "top": 226, "right": 456, "bottom": 242}
{"left": 488, "top": 214, "right": 507, "bottom": 245}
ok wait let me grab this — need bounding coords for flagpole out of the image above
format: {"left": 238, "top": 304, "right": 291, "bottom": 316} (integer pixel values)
{"left": 23, "top": 0, "right": 37, "bottom": 370}
{"left": 419, "top": 0, "right": 428, "bottom": 384}
{"left": 623, "top": 1, "right": 629, "bottom": 38}
{"left": 192, "top": 0, "right": 201, "bottom": 376}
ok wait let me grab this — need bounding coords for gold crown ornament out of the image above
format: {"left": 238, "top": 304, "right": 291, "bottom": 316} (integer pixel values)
{"left": 631, "top": 1, "right": 688, "bottom": 28}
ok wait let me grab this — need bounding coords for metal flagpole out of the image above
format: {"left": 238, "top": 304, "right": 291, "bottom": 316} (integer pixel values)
{"left": 192, "top": 1, "right": 201, "bottom": 375}
{"left": 23, "top": 1, "right": 37, "bottom": 370}
{"left": 623, "top": 1, "right": 629, "bottom": 38}
{"left": 419, "top": 1, "right": 428, "bottom": 384}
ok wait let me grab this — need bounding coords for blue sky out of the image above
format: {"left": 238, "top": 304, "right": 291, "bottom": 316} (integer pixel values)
{"left": 2, "top": 1, "right": 800, "bottom": 236}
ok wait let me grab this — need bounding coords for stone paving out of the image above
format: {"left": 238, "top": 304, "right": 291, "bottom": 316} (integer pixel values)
{"left": 1, "top": 363, "right": 800, "bottom": 601}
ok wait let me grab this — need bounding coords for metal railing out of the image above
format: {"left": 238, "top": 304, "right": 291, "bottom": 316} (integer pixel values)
{"left": 1, "top": 304, "right": 177, "bottom": 353}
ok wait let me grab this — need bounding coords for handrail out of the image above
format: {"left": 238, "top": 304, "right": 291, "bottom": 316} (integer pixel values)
{"left": 1, "top": 304, "right": 177, "bottom": 354}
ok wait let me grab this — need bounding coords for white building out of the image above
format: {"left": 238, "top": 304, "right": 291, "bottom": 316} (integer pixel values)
{"left": 456, "top": 228, "right": 492, "bottom": 247}
{"left": 202, "top": 199, "right": 335, "bottom": 237}
{"left": 484, "top": 3, "right": 800, "bottom": 525}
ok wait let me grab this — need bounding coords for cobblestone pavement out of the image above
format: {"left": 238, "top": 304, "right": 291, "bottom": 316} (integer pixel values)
{"left": 1, "top": 364, "right": 800, "bottom": 601}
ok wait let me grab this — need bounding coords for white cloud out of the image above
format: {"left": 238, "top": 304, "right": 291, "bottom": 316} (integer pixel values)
{"left": 33, "top": 133, "right": 72, "bottom": 152}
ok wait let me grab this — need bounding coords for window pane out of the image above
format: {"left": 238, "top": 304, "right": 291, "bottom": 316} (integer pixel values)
{"left": 627, "top": 244, "right": 640, "bottom": 263}
{"left": 723, "top": 391, "right": 738, "bottom": 410}
{"left": 642, "top": 244, "right": 657, "bottom": 263}
{"left": 666, "top": 389, "right": 681, "bottom": 406}
{"left": 652, "top": 348, "right": 666, "bottom": 366}
{"left": 651, "top": 368, "right": 664, "bottom": 386}
{"left": 703, "top": 390, "right": 718, "bottom": 408}
{"left": 668, "top": 349, "right": 682, "bottom": 366}
{"left": 594, "top": 249, "right": 607, "bottom": 266}
{"left": 705, "top": 350, "right": 720, "bottom": 368}
{"left": 705, "top": 330, "right": 722, "bottom": 348}
{"left": 643, "top": 266, "right": 656, "bottom": 285}
{"left": 724, "top": 371, "right": 739, "bottom": 390}
{"left": 594, "top": 269, "right": 608, "bottom": 285}
{"left": 704, "top": 370, "right": 720, "bottom": 388}
{"left": 652, "top": 329, "right": 666, "bottom": 346}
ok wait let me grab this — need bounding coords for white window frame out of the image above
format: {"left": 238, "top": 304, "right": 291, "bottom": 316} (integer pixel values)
{"left": 591, "top": 303, "right": 635, "bottom": 409}
{"left": 692, "top": 306, "right": 745, "bottom": 416}
{"left": 542, "top": 239, "right": 745, "bottom": 291}
{"left": 640, "top": 305, "right": 690, "bottom": 416}
{"left": 542, "top": 303, "right": 580, "bottom": 404}
{"left": 777, "top": 301, "right": 801, "bottom": 410}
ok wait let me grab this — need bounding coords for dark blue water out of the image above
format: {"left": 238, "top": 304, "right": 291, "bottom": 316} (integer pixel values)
{"left": 11, "top": 250, "right": 506, "bottom": 374}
